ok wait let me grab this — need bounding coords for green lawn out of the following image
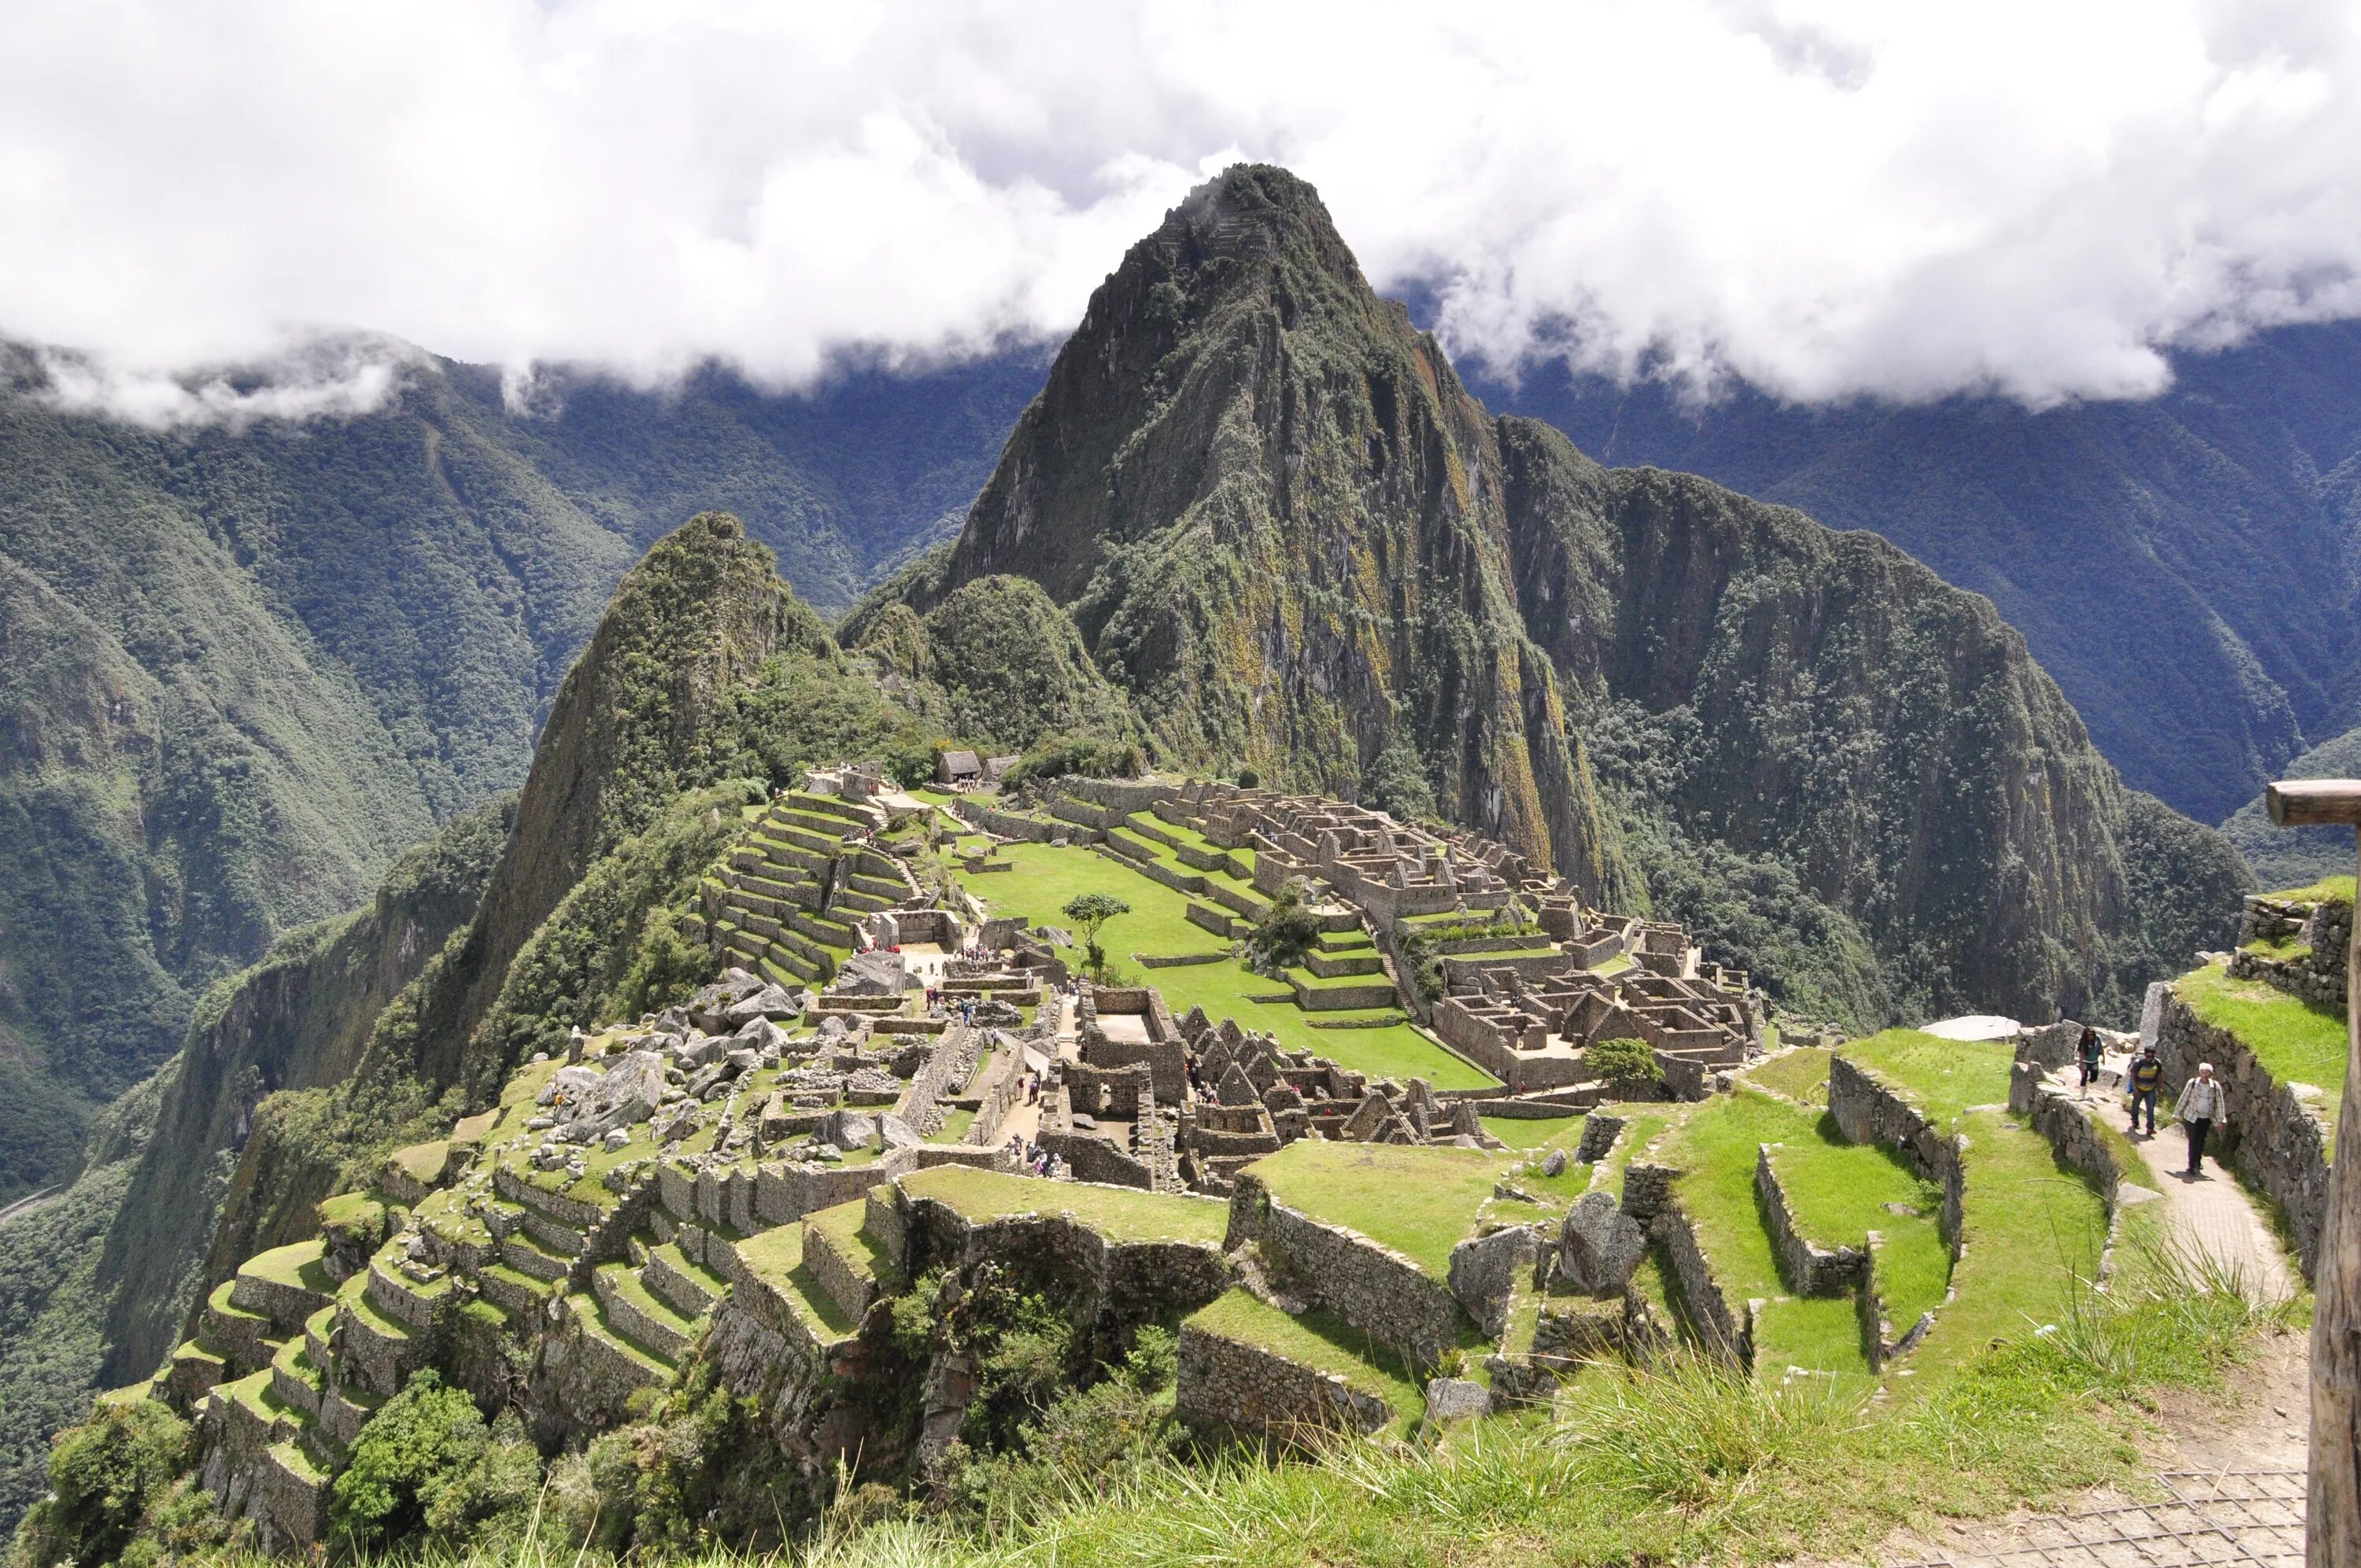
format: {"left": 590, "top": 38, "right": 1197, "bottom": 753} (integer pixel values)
{"left": 898, "top": 1165, "right": 1229, "bottom": 1245}
{"left": 238, "top": 1239, "right": 334, "bottom": 1294}
{"left": 1761, "top": 1140, "right": 1950, "bottom": 1336}
{"left": 2263, "top": 873, "right": 2355, "bottom": 904}
{"left": 1481, "top": 1113, "right": 1586, "bottom": 1150}
{"left": 1247, "top": 1141, "right": 1508, "bottom": 1278}
{"left": 1655, "top": 1089, "right": 1873, "bottom": 1382}
{"left": 2175, "top": 961, "right": 2347, "bottom": 1132}
{"left": 1185, "top": 1289, "right": 1424, "bottom": 1422}
{"left": 1840, "top": 1031, "right": 2014, "bottom": 1121}
{"left": 1910, "top": 1110, "right": 2110, "bottom": 1377}
{"left": 1746, "top": 1046, "right": 1833, "bottom": 1106}
{"left": 733, "top": 1223, "right": 859, "bottom": 1338}
{"left": 955, "top": 840, "right": 1492, "bottom": 1090}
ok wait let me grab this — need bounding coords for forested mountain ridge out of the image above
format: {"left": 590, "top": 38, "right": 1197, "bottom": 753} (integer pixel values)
{"left": 863, "top": 164, "right": 2247, "bottom": 1026}
{"left": 1464, "top": 327, "right": 2361, "bottom": 827}
{"left": 0, "top": 348, "right": 1035, "bottom": 1201}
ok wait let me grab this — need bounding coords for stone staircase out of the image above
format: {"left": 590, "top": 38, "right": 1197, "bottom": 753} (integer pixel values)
{"left": 703, "top": 791, "right": 919, "bottom": 989}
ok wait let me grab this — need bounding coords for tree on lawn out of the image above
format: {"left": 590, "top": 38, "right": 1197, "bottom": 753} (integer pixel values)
{"left": 1062, "top": 892, "right": 1131, "bottom": 983}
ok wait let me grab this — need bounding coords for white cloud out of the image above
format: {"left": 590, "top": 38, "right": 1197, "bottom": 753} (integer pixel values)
{"left": 3, "top": 0, "right": 2359, "bottom": 418}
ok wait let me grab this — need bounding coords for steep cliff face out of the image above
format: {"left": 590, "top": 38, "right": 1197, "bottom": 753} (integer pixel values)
{"left": 1495, "top": 425, "right": 2248, "bottom": 1020}
{"left": 877, "top": 166, "right": 1631, "bottom": 902}
{"left": 370, "top": 511, "right": 819, "bottom": 1102}
{"left": 89, "top": 802, "right": 507, "bottom": 1382}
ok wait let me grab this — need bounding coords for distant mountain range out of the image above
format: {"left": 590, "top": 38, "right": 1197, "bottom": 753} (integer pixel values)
{"left": 1456, "top": 327, "right": 2361, "bottom": 833}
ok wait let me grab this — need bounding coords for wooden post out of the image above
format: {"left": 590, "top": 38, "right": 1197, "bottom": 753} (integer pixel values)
{"left": 2266, "top": 780, "right": 2361, "bottom": 1563}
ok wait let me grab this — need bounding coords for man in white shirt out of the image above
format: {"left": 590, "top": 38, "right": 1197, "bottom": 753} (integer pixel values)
{"left": 2177, "top": 1061, "right": 2227, "bottom": 1178}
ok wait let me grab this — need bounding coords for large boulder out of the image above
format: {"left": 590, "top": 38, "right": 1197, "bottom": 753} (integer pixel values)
{"left": 831, "top": 951, "right": 910, "bottom": 997}
{"left": 571, "top": 1052, "right": 669, "bottom": 1138}
{"left": 727, "top": 983, "right": 804, "bottom": 1024}
{"left": 1557, "top": 1192, "right": 1646, "bottom": 1295}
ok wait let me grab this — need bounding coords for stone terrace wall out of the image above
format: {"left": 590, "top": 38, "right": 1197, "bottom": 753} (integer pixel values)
{"left": 1754, "top": 1144, "right": 1865, "bottom": 1296}
{"left": 1827, "top": 1056, "right": 1964, "bottom": 1256}
{"left": 2007, "top": 1061, "right": 2125, "bottom": 1206}
{"left": 2151, "top": 983, "right": 2333, "bottom": 1276}
{"left": 2232, "top": 895, "right": 2351, "bottom": 1009}
{"left": 1225, "top": 1171, "right": 1467, "bottom": 1372}
{"left": 1176, "top": 1322, "right": 1391, "bottom": 1444}
{"left": 1650, "top": 1197, "right": 1752, "bottom": 1368}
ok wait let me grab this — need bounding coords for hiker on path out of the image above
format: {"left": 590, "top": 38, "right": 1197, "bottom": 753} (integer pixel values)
{"left": 2178, "top": 1061, "right": 2227, "bottom": 1177}
{"left": 2127, "top": 1044, "right": 2163, "bottom": 1134}
{"left": 2076, "top": 1025, "right": 2104, "bottom": 1095}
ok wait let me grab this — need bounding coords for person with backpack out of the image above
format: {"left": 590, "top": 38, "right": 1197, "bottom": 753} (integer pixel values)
{"left": 2178, "top": 1061, "right": 2227, "bottom": 1178}
{"left": 2075, "top": 1025, "right": 2104, "bottom": 1097}
{"left": 2126, "top": 1045, "right": 2163, "bottom": 1134}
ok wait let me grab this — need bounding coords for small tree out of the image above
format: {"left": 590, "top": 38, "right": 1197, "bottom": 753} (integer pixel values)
{"left": 1587, "top": 1036, "right": 1662, "bottom": 1100}
{"left": 1062, "top": 891, "right": 1131, "bottom": 982}
{"left": 1247, "top": 886, "right": 1321, "bottom": 973}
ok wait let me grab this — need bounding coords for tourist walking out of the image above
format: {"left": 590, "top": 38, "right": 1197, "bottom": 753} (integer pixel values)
{"left": 2178, "top": 1061, "right": 2226, "bottom": 1177}
{"left": 2076, "top": 1026, "right": 2104, "bottom": 1096}
{"left": 2126, "top": 1044, "right": 2163, "bottom": 1134}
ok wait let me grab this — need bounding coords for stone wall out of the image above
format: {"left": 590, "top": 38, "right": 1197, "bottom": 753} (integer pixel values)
{"left": 1176, "top": 1321, "right": 1393, "bottom": 1444}
{"left": 2007, "top": 1061, "right": 2124, "bottom": 1206}
{"left": 1827, "top": 1055, "right": 1964, "bottom": 1256}
{"left": 1754, "top": 1144, "right": 1865, "bottom": 1296}
{"left": 1039, "top": 1129, "right": 1155, "bottom": 1190}
{"left": 2150, "top": 982, "right": 2333, "bottom": 1276}
{"left": 2232, "top": 895, "right": 2351, "bottom": 1008}
{"left": 1447, "top": 1223, "right": 1543, "bottom": 1338}
{"left": 1649, "top": 1197, "right": 1751, "bottom": 1368}
{"left": 1225, "top": 1172, "right": 1469, "bottom": 1372}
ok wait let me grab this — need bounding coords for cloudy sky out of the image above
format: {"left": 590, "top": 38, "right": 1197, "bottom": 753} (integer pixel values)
{"left": 6, "top": 0, "right": 2359, "bottom": 420}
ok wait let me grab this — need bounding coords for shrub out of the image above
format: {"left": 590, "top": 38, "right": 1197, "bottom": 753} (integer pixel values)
{"left": 1007, "top": 736, "right": 1142, "bottom": 787}
{"left": 1587, "top": 1037, "right": 1661, "bottom": 1097}
{"left": 331, "top": 1371, "right": 490, "bottom": 1548}
{"left": 12, "top": 1400, "right": 190, "bottom": 1568}
{"left": 1362, "top": 736, "right": 1435, "bottom": 823}
{"left": 1062, "top": 893, "right": 1132, "bottom": 983}
{"left": 1391, "top": 921, "right": 1447, "bottom": 1003}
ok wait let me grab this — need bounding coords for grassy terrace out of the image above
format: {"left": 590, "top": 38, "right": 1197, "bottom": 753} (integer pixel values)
{"left": 240, "top": 1238, "right": 334, "bottom": 1294}
{"left": 2265, "top": 873, "right": 2355, "bottom": 903}
{"left": 1185, "top": 1289, "right": 1424, "bottom": 1424}
{"left": 951, "top": 839, "right": 1495, "bottom": 1090}
{"left": 733, "top": 1223, "right": 860, "bottom": 1340}
{"left": 1840, "top": 1030, "right": 2014, "bottom": 1120}
{"left": 1247, "top": 1141, "right": 1507, "bottom": 1278}
{"left": 1655, "top": 1090, "right": 1877, "bottom": 1382}
{"left": 1747, "top": 1046, "right": 1834, "bottom": 1106}
{"left": 1912, "top": 1109, "right": 2109, "bottom": 1375}
{"left": 2176, "top": 960, "right": 2346, "bottom": 1132}
{"left": 1480, "top": 1112, "right": 1585, "bottom": 1150}
{"left": 897, "top": 1165, "right": 1229, "bottom": 1246}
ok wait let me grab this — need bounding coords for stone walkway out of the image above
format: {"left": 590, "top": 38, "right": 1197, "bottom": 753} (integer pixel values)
{"left": 2084, "top": 1067, "right": 2296, "bottom": 1304}
{"left": 1888, "top": 1470, "right": 2304, "bottom": 1566}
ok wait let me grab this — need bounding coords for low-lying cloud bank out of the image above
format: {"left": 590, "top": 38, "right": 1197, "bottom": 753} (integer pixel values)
{"left": 6, "top": 0, "right": 2359, "bottom": 422}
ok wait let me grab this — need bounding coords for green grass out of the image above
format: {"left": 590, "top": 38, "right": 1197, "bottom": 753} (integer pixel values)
{"left": 238, "top": 1238, "right": 334, "bottom": 1295}
{"left": 2175, "top": 961, "right": 2347, "bottom": 1131}
{"left": 2241, "top": 934, "right": 2311, "bottom": 962}
{"left": 2089, "top": 1108, "right": 2160, "bottom": 1190}
{"left": 1247, "top": 1141, "right": 1508, "bottom": 1278}
{"left": 1480, "top": 1114, "right": 1584, "bottom": 1151}
{"left": 733, "top": 1223, "right": 860, "bottom": 1339}
{"left": 1746, "top": 1046, "right": 1833, "bottom": 1106}
{"left": 1910, "top": 1110, "right": 2112, "bottom": 1377}
{"left": 930, "top": 1108, "right": 977, "bottom": 1144}
{"left": 1184, "top": 1289, "right": 1424, "bottom": 1421}
{"left": 2263, "top": 873, "right": 2354, "bottom": 903}
{"left": 1654, "top": 1089, "right": 1873, "bottom": 1382}
{"left": 897, "top": 1165, "right": 1229, "bottom": 1246}
{"left": 956, "top": 839, "right": 1491, "bottom": 1089}
{"left": 1591, "top": 1105, "right": 1680, "bottom": 1194}
{"left": 1761, "top": 1141, "right": 1950, "bottom": 1334}
{"left": 1839, "top": 1031, "right": 2014, "bottom": 1121}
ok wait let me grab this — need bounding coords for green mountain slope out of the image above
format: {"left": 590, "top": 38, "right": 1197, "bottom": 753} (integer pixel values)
{"left": 855, "top": 167, "right": 1634, "bottom": 904}
{"left": 1461, "top": 327, "right": 2361, "bottom": 826}
{"left": 0, "top": 350, "right": 1033, "bottom": 1201}
{"left": 863, "top": 164, "right": 2245, "bottom": 1026}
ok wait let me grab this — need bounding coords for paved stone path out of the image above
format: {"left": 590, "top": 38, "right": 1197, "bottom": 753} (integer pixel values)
{"left": 1890, "top": 1470, "right": 2304, "bottom": 1566}
{"left": 2083, "top": 1064, "right": 2296, "bottom": 1304}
